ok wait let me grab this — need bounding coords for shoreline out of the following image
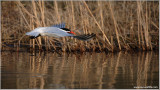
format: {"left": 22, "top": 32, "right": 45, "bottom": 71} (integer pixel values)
{"left": 1, "top": 43, "right": 159, "bottom": 53}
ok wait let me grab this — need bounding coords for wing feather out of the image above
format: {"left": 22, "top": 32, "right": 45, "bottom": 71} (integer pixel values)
{"left": 26, "top": 31, "right": 40, "bottom": 37}
{"left": 51, "top": 23, "right": 65, "bottom": 28}
{"left": 42, "top": 27, "right": 73, "bottom": 37}
{"left": 73, "top": 33, "right": 96, "bottom": 41}
{"left": 26, "top": 27, "right": 73, "bottom": 38}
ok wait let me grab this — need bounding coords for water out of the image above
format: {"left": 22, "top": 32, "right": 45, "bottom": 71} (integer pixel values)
{"left": 1, "top": 51, "right": 159, "bottom": 89}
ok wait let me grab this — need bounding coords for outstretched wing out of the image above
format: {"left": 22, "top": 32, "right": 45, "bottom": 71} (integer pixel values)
{"left": 26, "top": 31, "right": 40, "bottom": 38}
{"left": 73, "top": 33, "right": 96, "bottom": 41}
{"left": 25, "top": 27, "right": 73, "bottom": 38}
{"left": 51, "top": 23, "right": 65, "bottom": 28}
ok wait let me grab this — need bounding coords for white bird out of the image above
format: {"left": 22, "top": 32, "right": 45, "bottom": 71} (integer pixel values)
{"left": 25, "top": 23, "right": 96, "bottom": 41}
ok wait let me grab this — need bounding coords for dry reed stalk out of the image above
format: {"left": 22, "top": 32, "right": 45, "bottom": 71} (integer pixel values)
{"left": 54, "top": 0, "right": 66, "bottom": 52}
{"left": 35, "top": 38, "right": 41, "bottom": 49}
{"left": 111, "top": 36, "right": 114, "bottom": 52}
{"left": 32, "top": 0, "right": 40, "bottom": 25}
{"left": 17, "top": 2, "right": 32, "bottom": 49}
{"left": 78, "top": 2, "right": 88, "bottom": 51}
{"left": 83, "top": 19, "right": 89, "bottom": 48}
{"left": 96, "top": 35, "right": 111, "bottom": 51}
{"left": 54, "top": 0, "right": 61, "bottom": 22}
{"left": 44, "top": 37, "right": 48, "bottom": 51}
{"left": 137, "top": 2, "right": 141, "bottom": 48}
{"left": 32, "top": 36, "right": 35, "bottom": 49}
{"left": 46, "top": 38, "right": 51, "bottom": 50}
{"left": 140, "top": 15, "right": 145, "bottom": 50}
{"left": 98, "top": 1, "right": 105, "bottom": 49}
{"left": 70, "top": 1, "right": 78, "bottom": 50}
{"left": 17, "top": 1, "right": 34, "bottom": 18}
{"left": 48, "top": 39, "right": 56, "bottom": 50}
{"left": 151, "top": 21, "right": 159, "bottom": 30}
{"left": 63, "top": 1, "right": 72, "bottom": 52}
{"left": 32, "top": 0, "right": 42, "bottom": 49}
{"left": 108, "top": 2, "right": 121, "bottom": 50}
{"left": 82, "top": 1, "right": 112, "bottom": 48}
{"left": 85, "top": 17, "right": 96, "bottom": 51}
{"left": 138, "top": 2, "right": 145, "bottom": 50}
{"left": 137, "top": 2, "right": 143, "bottom": 49}
{"left": 18, "top": 1, "right": 40, "bottom": 49}
{"left": 30, "top": 17, "right": 35, "bottom": 49}
{"left": 148, "top": 4, "right": 153, "bottom": 50}
{"left": 71, "top": 1, "right": 75, "bottom": 30}
{"left": 92, "top": 3, "right": 102, "bottom": 51}
{"left": 140, "top": 1, "right": 149, "bottom": 50}
{"left": 38, "top": 0, "right": 45, "bottom": 26}
{"left": 38, "top": 0, "right": 48, "bottom": 50}
{"left": 17, "top": 2, "right": 31, "bottom": 30}
{"left": 144, "top": 2, "right": 149, "bottom": 50}
{"left": 85, "top": 1, "right": 102, "bottom": 51}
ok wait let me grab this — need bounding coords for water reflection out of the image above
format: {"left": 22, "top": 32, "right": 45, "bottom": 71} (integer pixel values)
{"left": 1, "top": 51, "right": 159, "bottom": 89}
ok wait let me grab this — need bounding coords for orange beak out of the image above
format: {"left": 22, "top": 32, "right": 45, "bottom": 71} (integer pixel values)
{"left": 68, "top": 31, "right": 76, "bottom": 35}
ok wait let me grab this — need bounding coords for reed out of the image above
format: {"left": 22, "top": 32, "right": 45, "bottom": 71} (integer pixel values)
{"left": 1, "top": 1, "right": 159, "bottom": 52}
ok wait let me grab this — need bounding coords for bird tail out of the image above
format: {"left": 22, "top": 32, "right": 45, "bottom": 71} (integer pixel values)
{"left": 26, "top": 31, "right": 40, "bottom": 39}
{"left": 73, "top": 33, "right": 96, "bottom": 41}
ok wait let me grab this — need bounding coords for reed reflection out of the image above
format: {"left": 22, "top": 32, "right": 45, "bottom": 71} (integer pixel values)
{"left": 1, "top": 51, "right": 159, "bottom": 89}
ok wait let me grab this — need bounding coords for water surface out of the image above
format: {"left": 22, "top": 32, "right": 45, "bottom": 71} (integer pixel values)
{"left": 1, "top": 51, "right": 159, "bottom": 89}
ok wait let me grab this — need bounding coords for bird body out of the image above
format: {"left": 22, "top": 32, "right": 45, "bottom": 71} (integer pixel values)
{"left": 26, "top": 27, "right": 74, "bottom": 38}
{"left": 26, "top": 23, "right": 95, "bottom": 41}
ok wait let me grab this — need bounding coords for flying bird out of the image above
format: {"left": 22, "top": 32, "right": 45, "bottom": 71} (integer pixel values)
{"left": 25, "top": 23, "right": 96, "bottom": 41}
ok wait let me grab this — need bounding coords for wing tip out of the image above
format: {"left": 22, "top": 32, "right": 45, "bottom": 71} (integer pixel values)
{"left": 73, "top": 33, "right": 96, "bottom": 41}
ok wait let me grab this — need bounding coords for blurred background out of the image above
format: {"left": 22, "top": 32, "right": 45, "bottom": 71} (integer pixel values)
{"left": 1, "top": 1, "right": 159, "bottom": 52}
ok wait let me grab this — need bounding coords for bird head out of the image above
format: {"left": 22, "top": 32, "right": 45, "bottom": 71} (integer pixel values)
{"left": 61, "top": 28, "right": 76, "bottom": 35}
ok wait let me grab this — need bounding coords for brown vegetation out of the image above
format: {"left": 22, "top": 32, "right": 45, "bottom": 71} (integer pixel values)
{"left": 1, "top": 1, "right": 159, "bottom": 52}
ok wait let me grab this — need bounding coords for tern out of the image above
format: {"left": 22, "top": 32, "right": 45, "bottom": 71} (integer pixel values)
{"left": 26, "top": 23, "right": 96, "bottom": 41}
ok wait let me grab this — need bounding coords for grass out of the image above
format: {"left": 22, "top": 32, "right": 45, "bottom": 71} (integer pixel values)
{"left": 1, "top": 1, "right": 159, "bottom": 52}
